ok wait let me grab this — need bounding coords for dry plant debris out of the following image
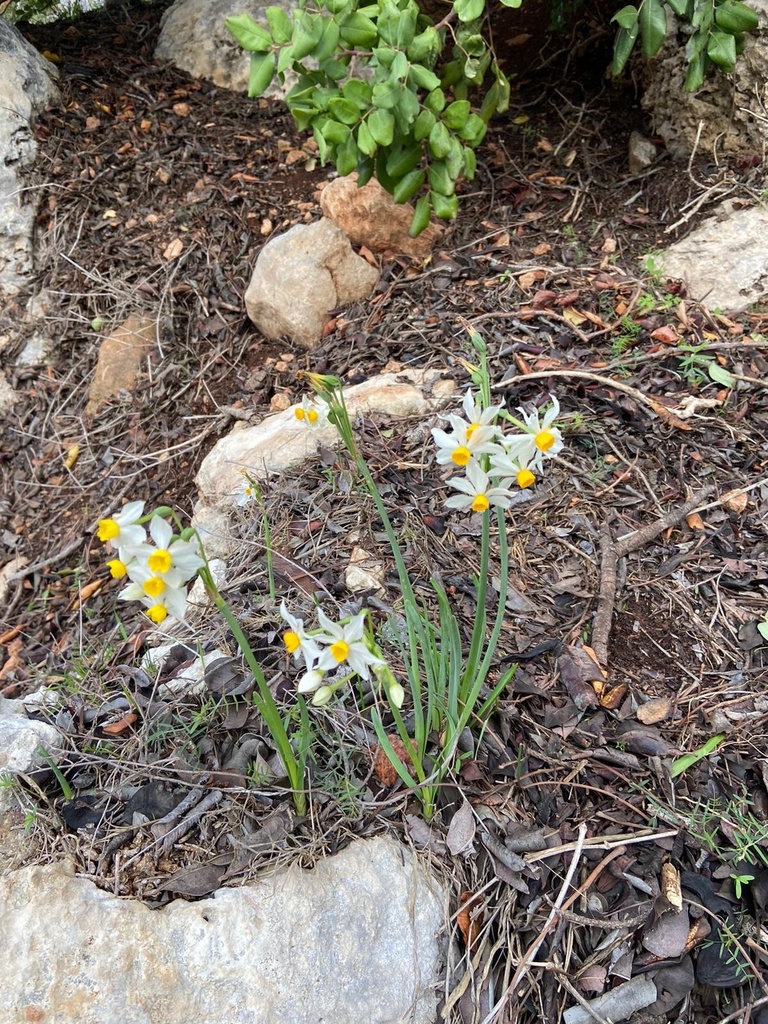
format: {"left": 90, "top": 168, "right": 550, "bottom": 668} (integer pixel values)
{"left": 0, "top": 3, "right": 767, "bottom": 1023}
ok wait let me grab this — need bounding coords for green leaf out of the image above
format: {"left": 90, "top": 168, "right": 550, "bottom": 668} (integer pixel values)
{"left": 313, "top": 124, "right": 331, "bottom": 163}
{"left": 322, "top": 119, "right": 351, "bottom": 145}
{"left": 368, "top": 108, "right": 395, "bottom": 145}
{"left": 372, "top": 81, "right": 400, "bottom": 109}
{"left": 684, "top": 50, "right": 707, "bottom": 90}
{"left": 408, "top": 64, "right": 442, "bottom": 92}
{"left": 409, "top": 195, "right": 432, "bottom": 236}
{"left": 708, "top": 361, "right": 736, "bottom": 387}
{"left": 424, "top": 88, "right": 446, "bottom": 114}
{"left": 414, "top": 108, "right": 436, "bottom": 141}
{"left": 666, "top": 0, "right": 692, "bottom": 16}
{"left": 277, "top": 45, "right": 294, "bottom": 75}
{"left": 499, "top": 0, "right": 522, "bottom": 6}
{"left": 707, "top": 28, "right": 737, "bottom": 70}
{"left": 321, "top": 59, "right": 351, "bottom": 82}
{"left": 226, "top": 13, "right": 273, "bottom": 52}
{"left": 430, "top": 190, "right": 459, "bottom": 220}
{"left": 248, "top": 52, "right": 276, "bottom": 97}
{"left": 328, "top": 97, "right": 361, "bottom": 124}
{"left": 462, "top": 146, "right": 477, "bottom": 179}
{"left": 408, "top": 26, "right": 440, "bottom": 66}
{"left": 357, "top": 155, "right": 375, "bottom": 186}
{"left": 393, "top": 168, "right": 426, "bottom": 204}
{"left": 613, "top": 22, "right": 640, "bottom": 75}
{"left": 336, "top": 135, "right": 359, "bottom": 177}
{"left": 386, "top": 143, "right": 421, "bottom": 177}
{"left": 670, "top": 734, "right": 726, "bottom": 778}
{"left": 313, "top": 18, "right": 341, "bottom": 63}
{"left": 715, "top": 0, "right": 759, "bottom": 33}
{"left": 612, "top": 4, "right": 638, "bottom": 29}
{"left": 394, "top": 86, "right": 420, "bottom": 127}
{"left": 428, "top": 160, "right": 455, "bottom": 195}
{"left": 339, "top": 11, "right": 378, "bottom": 47}
{"left": 445, "top": 136, "right": 464, "bottom": 179}
{"left": 356, "top": 121, "right": 377, "bottom": 156}
{"left": 458, "top": 113, "right": 487, "bottom": 144}
{"left": 265, "top": 6, "right": 293, "bottom": 44}
{"left": 453, "top": 0, "right": 485, "bottom": 23}
{"left": 291, "top": 18, "right": 323, "bottom": 60}
{"left": 442, "top": 100, "right": 471, "bottom": 129}
{"left": 428, "top": 120, "right": 451, "bottom": 159}
{"left": 378, "top": 0, "right": 403, "bottom": 44}
{"left": 640, "top": 0, "right": 667, "bottom": 57}
{"left": 341, "top": 79, "right": 373, "bottom": 107}
{"left": 757, "top": 619, "right": 768, "bottom": 641}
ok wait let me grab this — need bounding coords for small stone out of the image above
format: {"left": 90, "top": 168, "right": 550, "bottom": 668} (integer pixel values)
{"left": 321, "top": 175, "right": 443, "bottom": 258}
{"left": 269, "top": 391, "right": 292, "bottom": 412}
{"left": 628, "top": 131, "right": 657, "bottom": 174}
{"left": 245, "top": 219, "right": 379, "bottom": 348}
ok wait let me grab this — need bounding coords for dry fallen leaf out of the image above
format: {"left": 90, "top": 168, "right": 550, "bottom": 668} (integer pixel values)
{"left": 102, "top": 712, "right": 138, "bottom": 736}
{"left": 457, "top": 890, "right": 484, "bottom": 952}
{"left": 637, "top": 696, "right": 672, "bottom": 724}
{"left": 685, "top": 512, "right": 707, "bottom": 531}
{"left": 373, "top": 736, "right": 412, "bottom": 787}
{"left": 661, "top": 862, "right": 683, "bottom": 911}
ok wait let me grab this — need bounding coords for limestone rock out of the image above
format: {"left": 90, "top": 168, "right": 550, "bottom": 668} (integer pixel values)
{"left": 86, "top": 317, "right": 156, "bottom": 414}
{"left": 627, "top": 131, "right": 657, "bottom": 175}
{"left": 0, "top": 696, "right": 63, "bottom": 817}
{"left": 155, "top": 0, "right": 300, "bottom": 99}
{"left": 0, "top": 837, "right": 446, "bottom": 1024}
{"left": 657, "top": 201, "right": 768, "bottom": 311}
{"left": 0, "top": 22, "right": 60, "bottom": 296}
{"left": 642, "top": 1, "right": 768, "bottom": 158}
{"left": 245, "top": 219, "right": 379, "bottom": 348}
{"left": 320, "top": 175, "right": 444, "bottom": 258}
{"left": 195, "top": 368, "right": 455, "bottom": 510}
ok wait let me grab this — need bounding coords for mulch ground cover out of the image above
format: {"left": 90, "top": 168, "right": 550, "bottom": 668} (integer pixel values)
{"left": 1, "top": 2, "right": 768, "bottom": 1022}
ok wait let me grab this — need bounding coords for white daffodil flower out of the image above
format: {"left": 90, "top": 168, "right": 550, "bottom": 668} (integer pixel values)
{"left": 96, "top": 500, "right": 146, "bottom": 553}
{"left": 461, "top": 388, "right": 504, "bottom": 429}
{"left": 488, "top": 447, "right": 537, "bottom": 490}
{"left": 118, "top": 578, "right": 188, "bottom": 624}
{"left": 144, "top": 516, "right": 204, "bottom": 582}
{"left": 297, "top": 668, "right": 326, "bottom": 694}
{"left": 280, "top": 602, "right": 323, "bottom": 670}
{"left": 432, "top": 416, "right": 499, "bottom": 469}
{"left": 236, "top": 473, "right": 258, "bottom": 506}
{"left": 294, "top": 395, "right": 325, "bottom": 426}
{"left": 505, "top": 395, "right": 564, "bottom": 471}
{"left": 314, "top": 608, "right": 385, "bottom": 681}
{"left": 445, "top": 462, "right": 514, "bottom": 513}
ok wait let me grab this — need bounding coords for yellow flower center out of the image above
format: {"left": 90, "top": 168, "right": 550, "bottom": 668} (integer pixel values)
{"left": 295, "top": 407, "right": 306, "bottom": 421}
{"left": 535, "top": 429, "right": 556, "bottom": 452}
{"left": 106, "top": 558, "right": 127, "bottom": 579}
{"left": 146, "top": 604, "right": 167, "bottom": 624}
{"left": 517, "top": 468, "right": 535, "bottom": 489}
{"left": 97, "top": 518, "right": 119, "bottom": 542}
{"left": 330, "top": 639, "right": 350, "bottom": 663}
{"left": 452, "top": 446, "right": 471, "bottom": 467}
{"left": 466, "top": 423, "right": 479, "bottom": 440}
{"left": 307, "top": 409, "right": 318, "bottom": 424}
{"left": 283, "top": 630, "right": 301, "bottom": 654}
{"left": 148, "top": 549, "right": 173, "bottom": 574}
{"left": 143, "top": 577, "right": 166, "bottom": 599}
{"left": 471, "top": 494, "right": 490, "bottom": 513}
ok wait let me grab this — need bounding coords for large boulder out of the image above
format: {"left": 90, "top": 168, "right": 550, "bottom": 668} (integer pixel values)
{"left": 320, "top": 175, "right": 444, "bottom": 259}
{"left": 642, "top": 1, "right": 768, "bottom": 158}
{"left": 657, "top": 200, "right": 768, "bottom": 311}
{"left": 244, "top": 218, "right": 379, "bottom": 347}
{"left": 0, "top": 837, "right": 446, "bottom": 1024}
{"left": 155, "top": 0, "right": 299, "bottom": 98}
{"left": 0, "top": 21, "right": 60, "bottom": 296}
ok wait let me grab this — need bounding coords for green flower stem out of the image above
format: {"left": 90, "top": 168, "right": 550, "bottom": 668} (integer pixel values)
{"left": 200, "top": 567, "right": 307, "bottom": 817}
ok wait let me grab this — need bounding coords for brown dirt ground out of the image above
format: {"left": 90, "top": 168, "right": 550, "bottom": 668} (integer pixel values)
{"left": 1, "top": 3, "right": 768, "bottom": 1023}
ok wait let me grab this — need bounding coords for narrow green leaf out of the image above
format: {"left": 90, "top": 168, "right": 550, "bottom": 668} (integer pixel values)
{"left": 393, "top": 168, "right": 426, "bottom": 204}
{"left": 708, "top": 361, "right": 736, "bottom": 387}
{"left": 613, "top": 22, "right": 640, "bottom": 76}
{"left": 409, "top": 195, "right": 432, "bottom": 236}
{"left": 670, "top": 734, "right": 726, "bottom": 778}
{"left": 639, "top": 0, "right": 667, "bottom": 57}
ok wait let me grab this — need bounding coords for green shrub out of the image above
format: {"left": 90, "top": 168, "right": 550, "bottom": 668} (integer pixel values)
{"left": 228, "top": 0, "right": 759, "bottom": 232}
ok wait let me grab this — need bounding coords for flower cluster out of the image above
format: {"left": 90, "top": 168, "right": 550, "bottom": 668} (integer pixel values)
{"left": 96, "top": 502, "right": 204, "bottom": 624}
{"left": 280, "top": 602, "right": 403, "bottom": 708}
{"left": 432, "top": 389, "right": 564, "bottom": 512}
